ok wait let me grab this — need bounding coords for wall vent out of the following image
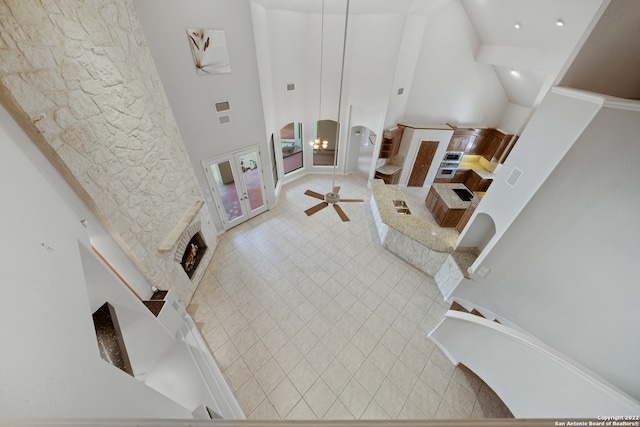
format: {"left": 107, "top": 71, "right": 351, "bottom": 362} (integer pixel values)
{"left": 219, "top": 115, "right": 231, "bottom": 125}
{"left": 286, "top": 83, "right": 295, "bottom": 91}
{"left": 507, "top": 167, "right": 523, "bottom": 187}
{"left": 214, "top": 100, "right": 231, "bottom": 113}
{"left": 397, "top": 87, "right": 404, "bottom": 95}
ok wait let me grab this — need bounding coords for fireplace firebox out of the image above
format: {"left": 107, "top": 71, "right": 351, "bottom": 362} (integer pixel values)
{"left": 180, "top": 232, "right": 207, "bottom": 279}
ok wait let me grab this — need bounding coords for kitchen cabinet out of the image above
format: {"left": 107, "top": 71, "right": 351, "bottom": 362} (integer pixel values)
{"left": 456, "top": 194, "right": 481, "bottom": 233}
{"left": 375, "top": 169, "right": 401, "bottom": 185}
{"left": 446, "top": 128, "right": 486, "bottom": 153}
{"left": 379, "top": 126, "right": 404, "bottom": 159}
{"left": 451, "top": 169, "right": 470, "bottom": 183}
{"left": 482, "top": 129, "right": 513, "bottom": 162}
{"left": 464, "top": 170, "right": 492, "bottom": 192}
{"left": 426, "top": 185, "right": 468, "bottom": 227}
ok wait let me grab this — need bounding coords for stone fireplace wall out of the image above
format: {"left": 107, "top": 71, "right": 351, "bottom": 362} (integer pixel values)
{"left": 0, "top": 0, "right": 216, "bottom": 304}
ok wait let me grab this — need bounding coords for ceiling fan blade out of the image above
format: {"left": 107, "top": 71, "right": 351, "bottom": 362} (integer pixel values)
{"left": 304, "top": 190, "right": 325, "bottom": 200}
{"left": 339, "top": 198, "right": 364, "bottom": 203}
{"left": 333, "top": 204, "right": 350, "bottom": 222}
{"left": 305, "top": 202, "right": 329, "bottom": 216}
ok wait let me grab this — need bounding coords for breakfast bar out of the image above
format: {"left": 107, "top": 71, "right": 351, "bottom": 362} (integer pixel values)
{"left": 369, "top": 179, "right": 477, "bottom": 298}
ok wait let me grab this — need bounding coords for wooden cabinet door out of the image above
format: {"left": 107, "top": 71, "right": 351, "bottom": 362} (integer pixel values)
{"left": 425, "top": 187, "right": 438, "bottom": 212}
{"left": 481, "top": 132, "right": 502, "bottom": 160}
{"left": 456, "top": 197, "right": 479, "bottom": 233}
{"left": 408, "top": 140, "right": 438, "bottom": 187}
{"left": 465, "top": 170, "right": 482, "bottom": 191}
{"left": 452, "top": 169, "right": 470, "bottom": 183}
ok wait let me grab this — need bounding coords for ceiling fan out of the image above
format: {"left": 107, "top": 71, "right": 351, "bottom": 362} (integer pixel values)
{"left": 304, "top": 0, "right": 363, "bottom": 222}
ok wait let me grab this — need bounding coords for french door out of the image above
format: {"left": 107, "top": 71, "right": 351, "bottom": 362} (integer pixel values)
{"left": 203, "top": 147, "right": 268, "bottom": 230}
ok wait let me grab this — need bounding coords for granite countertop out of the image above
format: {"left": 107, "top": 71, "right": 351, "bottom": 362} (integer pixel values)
{"left": 376, "top": 164, "right": 402, "bottom": 175}
{"left": 370, "top": 179, "right": 477, "bottom": 277}
{"left": 431, "top": 183, "right": 471, "bottom": 210}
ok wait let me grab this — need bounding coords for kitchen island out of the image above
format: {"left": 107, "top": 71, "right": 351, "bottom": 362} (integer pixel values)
{"left": 369, "top": 179, "right": 477, "bottom": 299}
{"left": 426, "top": 183, "right": 472, "bottom": 227}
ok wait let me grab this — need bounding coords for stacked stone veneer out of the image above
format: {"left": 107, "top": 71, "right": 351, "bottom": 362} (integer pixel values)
{"left": 0, "top": 0, "right": 216, "bottom": 304}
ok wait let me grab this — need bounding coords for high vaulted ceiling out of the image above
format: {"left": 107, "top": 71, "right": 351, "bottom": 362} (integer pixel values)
{"left": 251, "top": 0, "right": 606, "bottom": 108}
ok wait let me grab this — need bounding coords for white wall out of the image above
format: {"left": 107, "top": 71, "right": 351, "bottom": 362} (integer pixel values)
{"left": 134, "top": 0, "right": 271, "bottom": 232}
{"left": 397, "top": 127, "right": 454, "bottom": 186}
{"left": 453, "top": 90, "right": 640, "bottom": 401}
{"left": 0, "top": 107, "right": 193, "bottom": 419}
{"left": 384, "top": 14, "right": 427, "bottom": 128}
{"left": 456, "top": 88, "right": 601, "bottom": 258}
{"left": 498, "top": 102, "right": 531, "bottom": 135}
{"left": 403, "top": 0, "right": 508, "bottom": 127}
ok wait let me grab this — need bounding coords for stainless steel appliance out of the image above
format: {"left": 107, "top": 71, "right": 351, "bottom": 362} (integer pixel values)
{"left": 436, "top": 151, "right": 464, "bottom": 178}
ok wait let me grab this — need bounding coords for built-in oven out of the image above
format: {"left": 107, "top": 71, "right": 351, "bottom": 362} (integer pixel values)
{"left": 436, "top": 166, "right": 457, "bottom": 179}
{"left": 436, "top": 151, "right": 465, "bottom": 179}
{"left": 442, "top": 151, "right": 464, "bottom": 162}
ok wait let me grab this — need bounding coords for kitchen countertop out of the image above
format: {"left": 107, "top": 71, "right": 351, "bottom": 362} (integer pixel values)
{"left": 431, "top": 183, "right": 471, "bottom": 210}
{"left": 376, "top": 164, "right": 402, "bottom": 175}
{"left": 370, "top": 179, "right": 477, "bottom": 276}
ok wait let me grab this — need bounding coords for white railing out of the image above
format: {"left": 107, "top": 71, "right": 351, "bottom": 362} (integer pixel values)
{"left": 428, "top": 311, "right": 640, "bottom": 418}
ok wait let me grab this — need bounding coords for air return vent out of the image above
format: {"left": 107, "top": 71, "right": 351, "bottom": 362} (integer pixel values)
{"left": 286, "top": 83, "right": 295, "bottom": 91}
{"left": 214, "top": 100, "right": 230, "bottom": 113}
{"left": 219, "top": 115, "right": 231, "bottom": 125}
{"left": 507, "top": 167, "right": 523, "bottom": 187}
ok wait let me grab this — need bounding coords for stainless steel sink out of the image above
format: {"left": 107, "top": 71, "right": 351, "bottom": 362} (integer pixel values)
{"left": 396, "top": 207, "right": 411, "bottom": 215}
{"left": 393, "top": 200, "right": 408, "bottom": 207}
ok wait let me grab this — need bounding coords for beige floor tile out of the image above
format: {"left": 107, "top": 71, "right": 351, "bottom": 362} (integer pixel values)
{"left": 288, "top": 358, "right": 320, "bottom": 395}
{"left": 249, "top": 310, "right": 276, "bottom": 338}
{"left": 236, "top": 376, "right": 267, "bottom": 416}
{"left": 336, "top": 342, "right": 366, "bottom": 375}
{"left": 339, "top": 377, "right": 372, "bottom": 419}
{"left": 304, "top": 378, "right": 337, "bottom": 419}
{"left": 434, "top": 400, "right": 465, "bottom": 419}
{"left": 321, "top": 358, "right": 352, "bottom": 396}
{"left": 285, "top": 398, "right": 317, "bottom": 420}
{"left": 261, "top": 324, "right": 288, "bottom": 355}
{"left": 222, "top": 357, "right": 252, "bottom": 392}
{"left": 274, "top": 341, "right": 303, "bottom": 374}
{"left": 242, "top": 340, "right": 271, "bottom": 373}
{"left": 373, "top": 378, "right": 407, "bottom": 419}
{"left": 254, "top": 357, "right": 286, "bottom": 395}
{"left": 360, "top": 399, "right": 391, "bottom": 419}
{"left": 229, "top": 324, "right": 259, "bottom": 354}
{"left": 368, "top": 341, "right": 397, "bottom": 375}
{"left": 190, "top": 174, "right": 512, "bottom": 421}
{"left": 443, "top": 379, "right": 476, "bottom": 418}
{"left": 420, "top": 359, "right": 452, "bottom": 397}
{"left": 351, "top": 326, "right": 378, "bottom": 357}
{"left": 353, "top": 358, "right": 385, "bottom": 397}
{"left": 388, "top": 359, "right": 419, "bottom": 397}
{"left": 380, "top": 327, "right": 408, "bottom": 357}
{"left": 305, "top": 341, "right": 334, "bottom": 375}
{"left": 408, "top": 378, "right": 442, "bottom": 418}
{"left": 398, "top": 399, "right": 427, "bottom": 419}
{"left": 268, "top": 377, "right": 301, "bottom": 418}
{"left": 212, "top": 339, "right": 240, "bottom": 371}
{"left": 324, "top": 399, "right": 355, "bottom": 420}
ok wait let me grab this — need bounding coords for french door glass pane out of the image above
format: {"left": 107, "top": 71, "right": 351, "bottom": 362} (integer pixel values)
{"left": 238, "top": 151, "right": 264, "bottom": 211}
{"left": 209, "top": 161, "right": 242, "bottom": 222}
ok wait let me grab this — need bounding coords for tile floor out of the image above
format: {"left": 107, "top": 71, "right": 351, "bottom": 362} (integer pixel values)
{"left": 188, "top": 173, "right": 512, "bottom": 420}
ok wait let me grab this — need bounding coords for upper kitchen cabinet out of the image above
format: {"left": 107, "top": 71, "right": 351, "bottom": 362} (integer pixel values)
{"left": 379, "top": 126, "right": 404, "bottom": 159}
{"left": 447, "top": 128, "right": 487, "bottom": 154}
{"left": 482, "top": 129, "right": 514, "bottom": 162}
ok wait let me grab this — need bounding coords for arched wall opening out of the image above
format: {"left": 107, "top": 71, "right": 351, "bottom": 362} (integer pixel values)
{"left": 457, "top": 212, "right": 496, "bottom": 253}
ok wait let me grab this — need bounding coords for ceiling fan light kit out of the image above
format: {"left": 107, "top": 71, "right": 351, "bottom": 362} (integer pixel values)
{"left": 303, "top": 0, "right": 364, "bottom": 222}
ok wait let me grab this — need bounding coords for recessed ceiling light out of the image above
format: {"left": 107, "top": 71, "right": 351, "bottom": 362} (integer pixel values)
{"left": 556, "top": 19, "right": 564, "bottom": 27}
{"left": 514, "top": 22, "right": 521, "bottom": 29}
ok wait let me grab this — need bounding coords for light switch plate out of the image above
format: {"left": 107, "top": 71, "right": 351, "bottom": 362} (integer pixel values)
{"left": 478, "top": 266, "right": 490, "bottom": 278}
